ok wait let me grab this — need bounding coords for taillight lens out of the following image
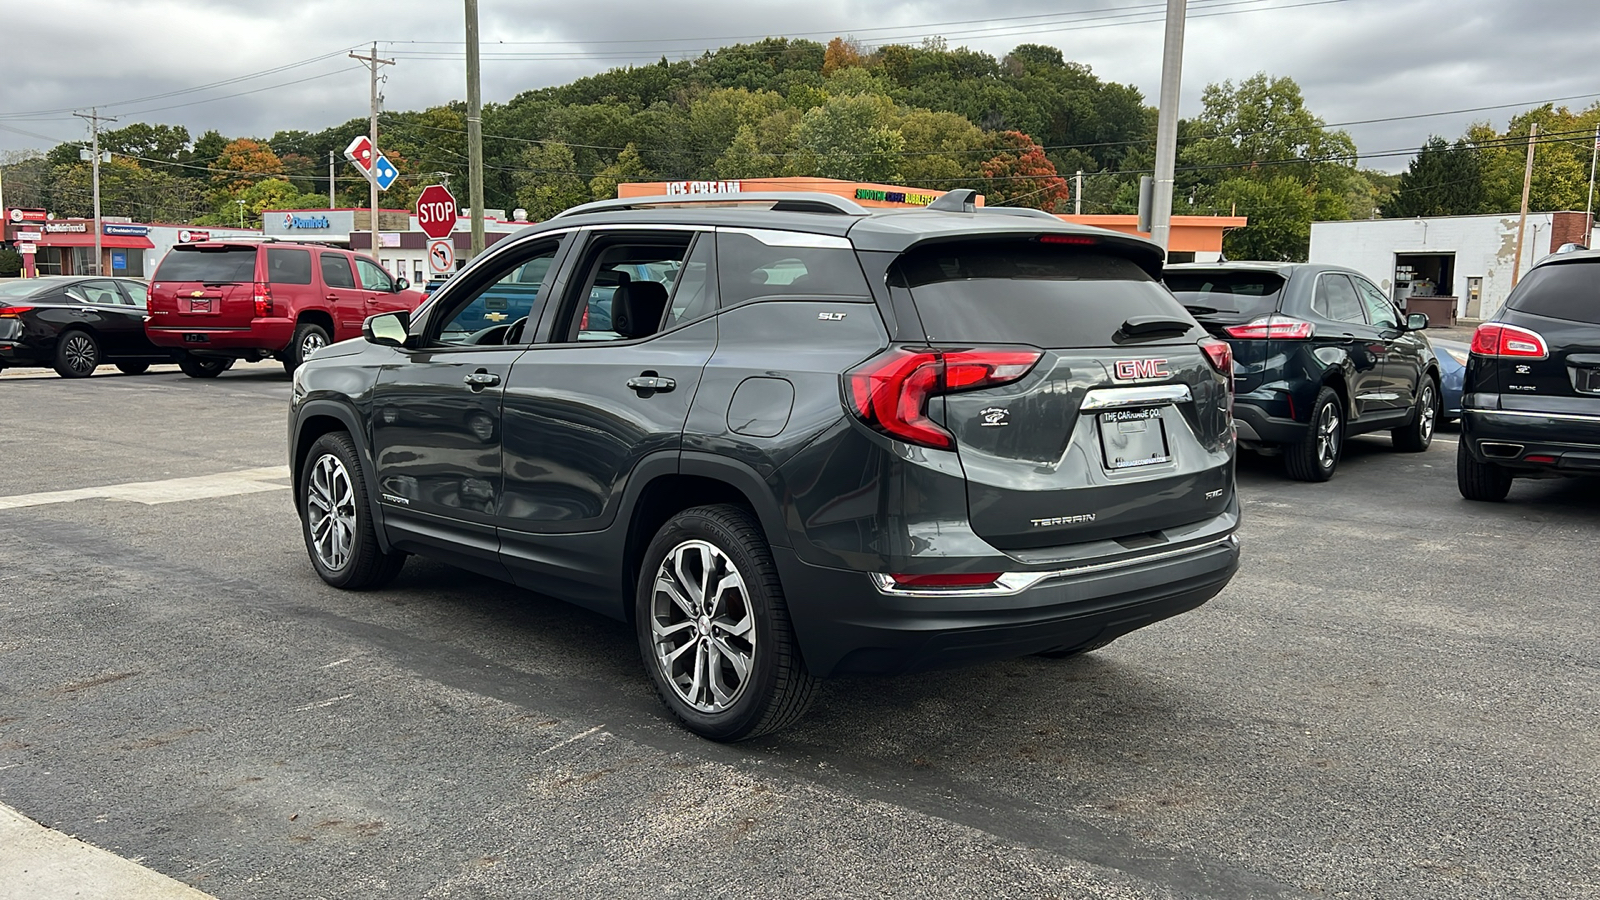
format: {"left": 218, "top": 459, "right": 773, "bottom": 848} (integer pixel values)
{"left": 253, "top": 282, "right": 273, "bottom": 318}
{"left": 846, "top": 346, "right": 1043, "bottom": 450}
{"left": 1224, "top": 315, "right": 1314, "bottom": 340}
{"left": 1199, "top": 337, "right": 1233, "bottom": 374}
{"left": 890, "top": 573, "right": 1002, "bottom": 589}
{"left": 0, "top": 306, "right": 32, "bottom": 318}
{"left": 1470, "top": 323, "right": 1547, "bottom": 359}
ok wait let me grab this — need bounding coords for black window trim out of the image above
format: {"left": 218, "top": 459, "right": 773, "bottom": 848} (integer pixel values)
{"left": 414, "top": 232, "right": 574, "bottom": 352}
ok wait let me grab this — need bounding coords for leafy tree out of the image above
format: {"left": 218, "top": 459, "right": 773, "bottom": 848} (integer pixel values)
{"left": 211, "top": 138, "right": 283, "bottom": 193}
{"left": 1207, "top": 176, "right": 1345, "bottom": 261}
{"left": 1182, "top": 73, "right": 1357, "bottom": 185}
{"left": 590, "top": 143, "right": 652, "bottom": 200}
{"left": 978, "top": 131, "right": 1071, "bottom": 210}
{"left": 514, "top": 142, "right": 588, "bottom": 221}
{"left": 896, "top": 109, "right": 988, "bottom": 190}
{"left": 101, "top": 123, "right": 191, "bottom": 169}
{"left": 0, "top": 248, "right": 22, "bottom": 278}
{"left": 713, "top": 125, "right": 783, "bottom": 179}
{"left": 821, "top": 37, "right": 866, "bottom": 76}
{"left": 186, "top": 130, "right": 232, "bottom": 176}
{"left": 790, "top": 93, "right": 904, "bottom": 182}
{"left": 1380, "top": 137, "right": 1486, "bottom": 217}
{"left": 1466, "top": 103, "right": 1600, "bottom": 213}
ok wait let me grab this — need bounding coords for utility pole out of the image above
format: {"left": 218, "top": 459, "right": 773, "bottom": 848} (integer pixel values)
{"left": 328, "top": 150, "right": 336, "bottom": 208}
{"left": 1149, "top": 0, "right": 1187, "bottom": 254}
{"left": 1512, "top": 122, "right": 1538, "bottom": 286}
{"left": 350, "top": 43, "right": 394, "bottom": 260}
{"left": 1585, "top": 123, "right": 1597, "bottom": 249}
{"left": 466, "top": 0, "right": 485, "bottom": 255}
{"left": 74, "top": 107, "right": 116, "bottom": 275}
{"left": 1074, "top": 170, "right": 1083, "bottom": 215}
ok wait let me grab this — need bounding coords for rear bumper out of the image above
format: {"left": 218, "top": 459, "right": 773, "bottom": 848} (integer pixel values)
{"left": 774, "top": 533, "right": 1240, "bottom": 677}
{"left": 1233, "top": 401, "right": 1308, "bottom": 445}
{"left": 146, "top": 318, "right": 295, "bottom": 354}
{"left": 1461, "top": 407, "right": 1600, "bottom": 473}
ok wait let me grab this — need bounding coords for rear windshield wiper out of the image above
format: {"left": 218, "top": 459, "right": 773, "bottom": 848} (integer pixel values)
{"left": 1181, "top": 304, "right": 1220, "bottom": 315}
{"left": 1119, "top": 316, "right": 1193, "bottom": 338}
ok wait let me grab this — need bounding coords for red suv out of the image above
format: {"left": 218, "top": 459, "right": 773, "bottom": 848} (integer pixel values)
{"left": 146, "top": 240, "right": 425, "bottom": 377}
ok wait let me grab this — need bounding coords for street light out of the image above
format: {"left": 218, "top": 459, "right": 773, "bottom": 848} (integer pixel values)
{"left": 236, "top": 199, "right": 246, "bottom": 229}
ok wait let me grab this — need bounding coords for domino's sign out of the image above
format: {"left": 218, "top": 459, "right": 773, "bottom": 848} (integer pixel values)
{"left": 284, "top": 213, "right": 331, "bottom": 230}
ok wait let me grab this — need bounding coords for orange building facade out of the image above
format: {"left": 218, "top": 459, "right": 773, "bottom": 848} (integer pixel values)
{"left": 617, "top": 177, "right": 1244, "bottom": 260}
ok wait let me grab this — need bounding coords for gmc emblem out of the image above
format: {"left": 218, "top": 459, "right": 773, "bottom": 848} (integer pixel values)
{"left": 1114, "top": 358, "right": 1170, "bottom": 380}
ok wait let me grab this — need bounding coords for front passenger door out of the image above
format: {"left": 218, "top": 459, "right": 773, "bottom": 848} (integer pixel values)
{"left": 1353, "top": 276, "right": 1419, "bottom": 410}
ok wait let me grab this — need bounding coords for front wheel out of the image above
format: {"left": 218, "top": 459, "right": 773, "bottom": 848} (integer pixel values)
{"left": 1284, "top": 386, "right": 1343, "bottom": 482}
{"left": 1457, "top": 441, "right": 1513, "bottom": 502}
{"left": 636, "top": 504, "right": 817, "bottom": 741}
{"left": 178, "top": 354, "right": 232, "bottom": 378}
{"left": 115, "top": 361, "right": 150, "bottom": 376}
{"left": 300, "top": 431, "right": 406, "bottom": 589}
{"left": 283, "top": 322, "right": 331, "bottom": 374}
{"left": 54, "top": 331, "right": 100, "bottom": 378}
{"left": 1392, "top": 378, "right": 1438, "bottom": 452}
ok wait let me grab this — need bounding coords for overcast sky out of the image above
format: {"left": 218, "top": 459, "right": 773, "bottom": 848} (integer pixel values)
{"left": 3, "top": 0, "right": 1596, "bottom": 172}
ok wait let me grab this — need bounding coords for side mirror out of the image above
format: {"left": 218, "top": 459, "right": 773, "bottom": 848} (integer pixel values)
{"left": 393, "top": 277, "right": 410, "bottom": 291}
{"left": 1406, "top": 313, "right": 1429, "bottom": 331}
{"left": 363, "top": 309, "right": 411, "bottom": 347}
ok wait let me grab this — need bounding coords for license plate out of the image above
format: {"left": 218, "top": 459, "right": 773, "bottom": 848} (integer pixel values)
{"left": 189, "top": 299, "right": 211, "bottom": 313}
{"left": 183, "top": 333, "right": 208, "bottom": 343}
{"left": 1576, "top": 367, "right": 1600, "bottom": 395}
{"left": 1099, "top": 408, "right": 1171, "bottom": 470}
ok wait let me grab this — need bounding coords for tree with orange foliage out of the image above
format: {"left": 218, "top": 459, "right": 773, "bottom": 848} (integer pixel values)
{"left": 821, "top": 37, "right": 865, "bottom": 76}
{"left": 210, "top": 138, "right": 285, "bottom": 194}
{"left": 979, "top": 131, "right": 1072, "bottom": 211}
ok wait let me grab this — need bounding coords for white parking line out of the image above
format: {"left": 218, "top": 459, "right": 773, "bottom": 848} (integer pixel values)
{"left": 0, "top": 466, "right": 290, "bottom": 511}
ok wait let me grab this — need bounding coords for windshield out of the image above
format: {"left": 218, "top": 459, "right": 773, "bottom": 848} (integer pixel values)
{"left": 1163, "top": 271, "right": 1285, "bottom": 318}
{"left": 154, "top": 246, "right": 258, "bottom": 283}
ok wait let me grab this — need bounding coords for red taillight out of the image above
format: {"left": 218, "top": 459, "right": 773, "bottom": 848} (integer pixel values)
{"left": 580, "top": 306, "right": 589, "bottom": 330}
{"left": 846, "top": 346, "right": 1043, "bottom": 450}
{"left": 1524, "top": 454, "right": 1557, "bottom": 464}
{"left": 1039, "top": 234, "right": 1097, "bottom": 246}
{"left": 253, "top": 282, "right": 273, "bottom": 318}
{"left": 1470, "top": 323, "right": 1547, "bottom": 359}
{"left": 1224, "top": 315, "right": 1314, "bottom": 340}
{"left": 0, "top": 306, "right": 32, "bottom": 318}
{"left": 1199, "top": 337, "right": 1233, "bottom": 374}
{"left": 890, "top": 573, "right": 1002, "bottom": 588}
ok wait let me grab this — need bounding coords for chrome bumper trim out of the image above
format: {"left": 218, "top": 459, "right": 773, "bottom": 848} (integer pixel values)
{"left": 1464, "top": 408, "right": 1600, "bottom": 424}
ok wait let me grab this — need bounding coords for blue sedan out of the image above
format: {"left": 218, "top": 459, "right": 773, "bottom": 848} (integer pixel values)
{"left": 1433, "top": 338, "right": 1469, "bottom": 423}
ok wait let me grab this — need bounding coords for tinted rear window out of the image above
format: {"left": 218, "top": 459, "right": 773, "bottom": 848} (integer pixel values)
{"left": 716, "top": 231, "right": 871, "bottom": 306}
{"left": 266, "top": 248, "right": 313, "bottom": 285}
{"left": 154, "top": 246, "right": 257, "bottom": 283}
{"left": 1164, "top": 271, "right": 1284, "bottom": 318}
{"left": 893, "top": 243, "right": 1191, "bottom": 347}
{"left": 1509, "top": 261, "right": 1600, "bottom": 324}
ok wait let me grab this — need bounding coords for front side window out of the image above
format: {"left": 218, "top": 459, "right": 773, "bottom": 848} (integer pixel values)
{"left": 1313, "top": 274, "right": 1367, "bottom": 324}
{"left": 1353, "top": 277, "right": 1398, "bottom": 328}
{"left": 320, "top": 253, "right": 356, "bottom": 289}
{"left": 433, "top": 242, "right": 561, "bottom": 346}
{"left": 356, "top": 258, "right": 394, "bottom": 292}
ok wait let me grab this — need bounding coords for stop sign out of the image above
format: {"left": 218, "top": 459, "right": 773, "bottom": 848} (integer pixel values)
{"left": 416, "top": 185, "right": 457, "bottom": 239}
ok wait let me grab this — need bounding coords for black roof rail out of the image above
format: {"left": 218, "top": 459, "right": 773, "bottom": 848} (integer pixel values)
{"left": 551, "top": 192, "right": 869, "bottom": 219}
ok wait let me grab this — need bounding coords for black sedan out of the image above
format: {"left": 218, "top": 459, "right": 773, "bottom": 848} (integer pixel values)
{"left": 0, "top": 276, "right": 175, "bottom": 378}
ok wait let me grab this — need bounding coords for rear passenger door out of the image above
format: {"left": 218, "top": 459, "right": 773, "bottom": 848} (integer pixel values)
{"left": 1311, "top": 273, "right": 1389, "bottom": 418}
{"left": 317, "top": 251, "right": 366, "bottom": 341}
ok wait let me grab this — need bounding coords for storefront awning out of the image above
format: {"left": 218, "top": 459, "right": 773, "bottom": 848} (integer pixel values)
{"left": 37, "top": 233, "right": 154, "bottom": 249}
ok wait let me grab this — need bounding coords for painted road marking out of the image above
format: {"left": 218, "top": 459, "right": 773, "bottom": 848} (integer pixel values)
{"left": 0, "top": 466, "right": 290, "bottom": 511}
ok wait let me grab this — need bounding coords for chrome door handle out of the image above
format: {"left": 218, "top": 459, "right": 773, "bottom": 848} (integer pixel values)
{"left": 463, "top": 371, "right": 500, "bottom": 388}
{"left": 626, "top": 376, "right": 675, "bottom": 394}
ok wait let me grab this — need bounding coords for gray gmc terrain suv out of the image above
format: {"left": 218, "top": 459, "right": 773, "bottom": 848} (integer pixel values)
{"left": 288, "top": 191, "right": 1242, "bottom": 740}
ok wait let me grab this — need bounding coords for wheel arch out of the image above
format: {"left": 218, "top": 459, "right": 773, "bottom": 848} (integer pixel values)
{"left": 291, "top": 400, "right": 393, "bottom": 553}
{"left": 296, "top": 308, "right": 335, "bottom": 334}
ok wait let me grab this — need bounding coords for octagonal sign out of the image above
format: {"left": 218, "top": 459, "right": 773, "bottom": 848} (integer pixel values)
{"left": 416, "top": 185, "right": 457, "bottom": 240}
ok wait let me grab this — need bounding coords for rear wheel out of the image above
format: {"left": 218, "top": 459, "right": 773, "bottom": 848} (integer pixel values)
{"left": 178, "top": 354, "right": 232, "bottom": 378}
{"left": 283, "top": 322, "right": 331, "bottom": 374}
{"left": 115, "top": 361, "right": 150, "bottom": 376}
{"left": 1457, "top": 441, "right": 1513, "bottom": 502}
{"left": 1284, "top": 387, "right": 1343, "bottom": 482}
{"left": 300, "top": 431, "right": 406, "bottom": 589}
{"left": 1392, "top": 378, "right": 1438, "bottom": 452}
{"left": 53, "top": 330, "right": 100, "bottom": 378}
{"left": 636, "top": 504, "right": 817, "bottom": 741}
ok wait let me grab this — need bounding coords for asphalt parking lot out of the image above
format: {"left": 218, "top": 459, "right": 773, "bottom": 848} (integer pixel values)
{"left": 1, "top": 362, "right": 1596, "bottom": 900}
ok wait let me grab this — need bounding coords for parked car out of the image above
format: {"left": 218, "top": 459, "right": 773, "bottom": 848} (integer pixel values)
{"left": 1164, "top": 262, "right": 1441, "bottom": 481}
{"left": 1432, "top": 338, "right": 1469, "bottom": 423}
{"left": 0, "top": 276, "right": 176, "bottom": 378}
{"left": 289, "top": 190, "right": 1241, "bottom": 741}
{"left": 1458, "top": 249, "right": 1600, "bottom": 501}
{"left": 145, "top": 239, "right": 425, "bottom": 377}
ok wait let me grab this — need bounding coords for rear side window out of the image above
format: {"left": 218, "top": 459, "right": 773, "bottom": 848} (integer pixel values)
{"left": 716, "top": 230, "right": 870, "bottom": 307}
{"left": 266, "top": 248, "right": 312, "bottom": 285}
{"left": 154, "top": 246, "right": 257, "bottom": 283}
{"left": 320, "top": 253, "right": 356, "bottom": 289}
{"left": 1509, "top": 262, "right": 1600, "bottom": 324}
{"left": 1312, "top": 274, "right": 1366, "bottom": 324}
{"left": 892, "top": 242, "right": 1189, "bottom": 347}
{"left": 1164, "top": 271, "right": 1284, "bottom": 318}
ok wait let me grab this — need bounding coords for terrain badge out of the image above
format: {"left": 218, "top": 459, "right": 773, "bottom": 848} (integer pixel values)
{"left": 980, "top": 407, "right": 1010, "bottom": 427}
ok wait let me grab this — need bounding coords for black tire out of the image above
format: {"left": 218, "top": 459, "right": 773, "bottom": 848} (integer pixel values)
{"left": 636, "top": 504, "right": 817, "bottom": 741}
{"left": 1391, "top": 377, "right": 1439, "bottom": 452}
{"left": 115, "top": 361, "right": 150, "bottom": 376}
{"left": 283, "top": 322, "right": 331, "bottom": 374}
{"left": 1284, "top": 386, "right": 1344, "bottom": 482}
{"left": 53, "top": 330, "right": 100, "bottom": 378}
{"left": 178, "top": 354, "right": 232, "bottom": 378}
{"left": 1457, "top": 441, "right": 1513, "bottom": 502}
{"left": 299, "top": 431, "right": 406, "bottom": 589}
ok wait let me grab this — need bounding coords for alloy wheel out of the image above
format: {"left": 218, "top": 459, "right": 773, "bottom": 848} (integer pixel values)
{"left": 1419, "top": 384, "right": 1436, "bottom": 441}
{"left": 1316, "top": 403, "right": 1341, "bottom": 469}
{"left": 649, "top": 540, "right": 756, "bottom": 714}
{"left": 63, "top": 334, "right": 96, "bottom": 375}
{"left": 301, "top": 330, "right": 328, "bottom": 359}
{"left": 306, "top": 452, "right": 357, "bottom": 572}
